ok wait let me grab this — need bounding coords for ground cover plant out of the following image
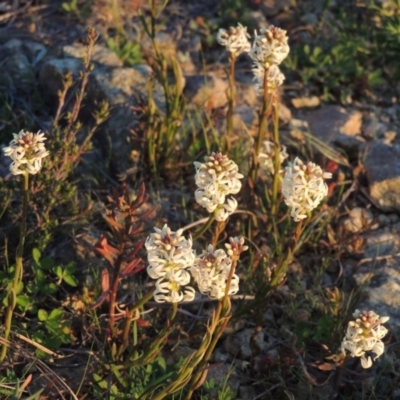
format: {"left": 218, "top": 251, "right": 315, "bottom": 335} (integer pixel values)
{"left": 0, "top": 0, "right": 400, "bottom": 399}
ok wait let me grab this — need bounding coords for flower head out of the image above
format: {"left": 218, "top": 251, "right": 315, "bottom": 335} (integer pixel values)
{"left": 282, "top": 157, "right": 332, "bottom": 221}
{"left": 190, "top": 241, "right": 242, "bottom": 299}
{"left": 252, "top": 64, "right": 285, "bottom": 95}
{"left": 258, "top": 140, "right": 288, "bottom": 175}
{"left": 217, "top": 23, "right": 251, "bottom": 56}
{"left": 249, "top": 26, "right": 290, "bottom": 68}
{"left": 3, "top": 130, "right": 49, "bottom": 175}
{"left": 194, "top": 152, "right": 243, "bottom": 221}
{"left": 340, "top": 310, "right": 389, "bottom": 368}
{"left": 146, "top": 224, "right": 195, "bottom": 303}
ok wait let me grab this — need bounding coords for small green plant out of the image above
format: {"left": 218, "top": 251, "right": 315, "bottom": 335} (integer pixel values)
{"left": 106, "top": 37, "right": 144, "bottom": 66}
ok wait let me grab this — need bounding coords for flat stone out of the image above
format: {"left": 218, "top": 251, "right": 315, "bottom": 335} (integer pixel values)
{"left": 291, "top": 96, "right": 320, "bottom": 109}
{"left": 353, "top": 222, "right": 400, "bottom": 332}
{"left": 303, "top": 105, "right": 364, "bottom": 156}
{"left": 62, "top": 44, "right": 123, "bottom": 67}
{"left": 363, "top": 141, "right": 400, "bottom": 212}
{"left": 184, "top": 73, "right": 230, "bottom": 109}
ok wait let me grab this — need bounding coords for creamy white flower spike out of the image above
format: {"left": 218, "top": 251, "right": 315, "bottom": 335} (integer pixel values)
{"left": 340, "top": 310, "right": 389, "bottom": 369}
{"left": 194, "top": 152, "right": 243, "bottom": 221}
{"left": 249, "top": 26, "right": 290, "bottom": 68}
{"left": 282, "top": 157, "right": 332, "bottom": 221}
{"left": 146, "top": 224, "right": 195, "bottom": 303}
{"left": 3, "top": 130, "right": 49, "bottom": 175}
{"left": 252, "top": 64, "right": 285, "bottom": 95}
{"left": 217, "top": 23, "right": 251, "bottom": 56}
{"left": 259, "top": 140, "right": 288, "bottom": 175}
{"left": 190, "top": 243, "right": 239, "bottom": 299}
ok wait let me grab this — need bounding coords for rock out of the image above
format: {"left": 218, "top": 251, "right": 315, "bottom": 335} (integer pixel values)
{"left": 291, "top": 96, "right": 320, "bottom": 109}
{"left": 62, "top": 44, "right": 123, "bottom": 67}
{"left": 184, "top": 73, "right": 229, "bottom": 109}
{"left": 4, "top": 53, "right": 32, "bottom": 81}
{"left": 21, "top": 41, "right": 47, "bottom": 66}
{"left": 352, "top": 222, "right": 400, "bottom": 332}
{"left": 362, "top": 115, "right": 388, "bottom": 140}
{"left": 341, "top": 207, "right": 377, "bottom": 233}
{"left": 363, "top": 141, "right": 400, "bottom": 212}
{"left": 225, "top": 328, "right": 266, "bottom": 360}
{"left": 39, "top": 58, "right": 84, "bottom": 97}
{"left": 303, "top": 105, "right": 365, "bottom": 156}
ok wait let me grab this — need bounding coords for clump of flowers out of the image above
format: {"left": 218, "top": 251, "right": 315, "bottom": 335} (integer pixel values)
{"left": 340, "top": 310, "right": 389, "bottom": 369}
{"left": 3, "top": 130, "right": 49, "bottom": 175}
{"left": 190, "top": 237, "right": 246, "bottom": 299}
{"left": 252, "top": 64, "right": 285, "bottom": 95}
{"left": 249, "top": 26, "right": 290, "bottom": 68}
{"left": 194, "top": 152, "right": 243, "bottom": 222}
{"left": 282, "top": 157, "right": 332, "bottom": 221}
{"left": 248, "top": 26, "right": 289, "bottom": 95}
{"left": 217, "top": 23, "right": 251, "bottom": 56}
{"left": 258, "top": 140, "right": 288, "bottom": 175}
{"left": 146, "top": 224, "right": 195, "bottom": 303}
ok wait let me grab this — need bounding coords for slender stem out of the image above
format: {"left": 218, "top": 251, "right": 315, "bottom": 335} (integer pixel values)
{"left": 249, "top": 67, "right": 271, "bottom": 188}
{"left": 226, "top": 54, "right": 236, "bottom": 152}
{"left": 271, "top": 96, "right": 281, "bottom": 215}
{"left": 192, "top": 214, "right": 215, "bottom": 241}
{"left": 118, "top": 288, "right": 155, "bottom": 358}
{"left": 186, "top": 259, "right": 238, "bottom": 398}
{"left": 0, "top": 172, "right": 29, "bottom": 362}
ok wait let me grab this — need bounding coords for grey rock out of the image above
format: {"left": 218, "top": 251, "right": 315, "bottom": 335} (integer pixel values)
{"left": 352, "top": 222, "right": 400, "bottom": 333}
{"left": 184, "top": 73, "right": 229, "bottom": 109}
{"left": 362, "top": 115, "right": 388, "bottom": 140}
{"left": 39, "top": 58, "right": 84, "bottom": 97}
{"left": 21, "top": 41, "right": 47, "bottom": 66}
{"left": 341, "top": 207, "right": 377, "bottom": 233}
{"left": 4, "top": 53, "right": 32, "bottom": 81}
{"left": 303, "top": 105, "right": 364, "bottom": 156}
{"left": 362, "top": 141, "right": 400, "bottom": 212}
{"left": 62, "top": 44, "right": 123, "bottom": 67}
{"left": 3, "top": 38, "right": 22, "bottom": 51}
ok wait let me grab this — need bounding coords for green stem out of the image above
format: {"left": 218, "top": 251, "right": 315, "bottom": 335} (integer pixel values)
{"left": 226, "top": 54, "right": 236, "bottom": 152}
{"left": 0, "top": 172, "right": 29, "bottom": 362}
{"left": 193, "top": 214, "right": 215, "bottom": 241}
{"left": 118, "top": 288, "right": 155, "bottom": 358}
{"left": 249, "top": 67, "right": 271, "bottom": 189}
{"left": 271, "top": 96, "right": 281, "bottom": 215}
{"left": 186, "top": 259, "right": 238, "bottom": 398}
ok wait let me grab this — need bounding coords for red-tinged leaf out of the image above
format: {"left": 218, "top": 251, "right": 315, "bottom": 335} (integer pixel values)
{"left": 96, "top": 247, "right": 115, "bottom": 268}
{"left": 102, "top": 268, "right": 110, "bottom": 292}
{"left": 90, "top": 290, "right": 110, "bottom": 310}
{"left": 136, "top": 318, "right": 151, "bottom": 327}
{"left": 121, "top": 260, "right": 145, "bottom": 277}
{"left": 130, "top": 183, "right": 146, "bottom": 208}
{"left": 104, "top": 216, "right": 124, "bottom": 230}
{"left": 316, "top": 362, "right": 337, "bottom": 371}
{"left": 126, "top": 239, "right": 145, "bottom": 259}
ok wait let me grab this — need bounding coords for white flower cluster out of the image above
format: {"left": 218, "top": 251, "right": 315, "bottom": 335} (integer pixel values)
{"left": 3, "top": 130, "right": 49, "bottom": 175}
{"left": 249, "top": 26, "right": 289, "bottom": 95}
{"left": 194, "top": 152, "right": 243, "bottom": 222}
{"left": 340, "top": 310, "right": 389, "bottom": 369}
{"left": 282, "top": 157, "right": 332, "bottom": 221}
{"left": 190, "top": 237, "right": 246, "bottom": 300}
{"left": 258, "top": 140, "right": 288, "bottom": 175}
{"left": 217, "top": 23, "right": 251, "bottom": 56}
{"left": 146, "top": 225, "right": 195, "bottom": 303}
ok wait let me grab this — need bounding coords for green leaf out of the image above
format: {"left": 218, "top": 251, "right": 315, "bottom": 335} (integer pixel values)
{"left": 38, "top": 309, "right": 48, "bottom": 321}
{"left": 32, "top": 248, "right": 41, "bottom": 264}
{"left": 48, "top": 308, "right": 63, "bottom": 321}
{"left": 40, "top": 257, "right": 54, "bottom": 270}
{"left": 93, "top": 373, "right": 108, "bottom": 389}
{"left": 63, "top": 274, "right": 78, "bottom": 287}
{"left": 16, "top": 295, "right": 31, "bottom": 310}
{"left": 54, "top": 266, "right": 64, "bottom": 280}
